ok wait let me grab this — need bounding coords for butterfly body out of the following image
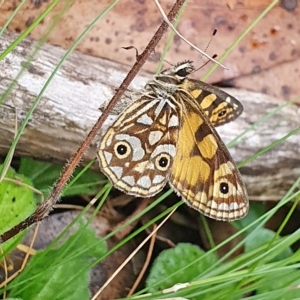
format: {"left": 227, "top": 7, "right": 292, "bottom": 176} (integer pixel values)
{"left": 98, "top": 61, "right": 248, "bottom": 221}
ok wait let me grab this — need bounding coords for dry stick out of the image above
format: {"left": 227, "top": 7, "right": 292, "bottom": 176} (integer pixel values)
{"left": 0, "top": 246, "right": 8, "bottom": 299}
{"left": 127, "top": 224, "right": 157, "bottom": 297}
{"left": 0, "top": 225, "right": 40, "bottom": 289}
{"left": 20, "top": 223, "right": 40, "bottom": 271}
{"left": 1, "top": 0, "right": 186, "bottom": 242}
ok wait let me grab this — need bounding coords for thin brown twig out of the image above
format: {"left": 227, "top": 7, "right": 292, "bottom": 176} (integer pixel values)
{"left": 127, "top": 224, "right": 157, "bottom": 297}
{"left": 1, "top": 0, "right": 186, "bottom": 242}
{"left": 0, "top": 246, "right": 7, "bottom": 299}
{"left": 20, "top": 223, "right": 39, "bottom": 271}
{"left": 0, "top": 223, "right": 40, "bottom": 289}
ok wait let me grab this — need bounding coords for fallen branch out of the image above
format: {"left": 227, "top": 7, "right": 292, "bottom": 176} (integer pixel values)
{"left": 0, "top": 31, "right": 299, "bottom": 202}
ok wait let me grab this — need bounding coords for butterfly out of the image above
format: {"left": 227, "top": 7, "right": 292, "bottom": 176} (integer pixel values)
{"left": 98, "top": 61, "right": 248, "bottom": 221}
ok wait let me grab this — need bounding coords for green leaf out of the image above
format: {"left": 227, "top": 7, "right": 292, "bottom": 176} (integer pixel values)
{"left": 8, "top": 220, "right": 107, "bottom": 300}
{"left": 146, "top": 243, "right": 218, "bottom": 293}
{"left": 19, "top": 157, "right": 104, "bottom": 197}
{"left": 0, "top": 165, "right": 37, "bottom": 236}
{"left": 245, "top": 228, "right": 293, "bottom": 262}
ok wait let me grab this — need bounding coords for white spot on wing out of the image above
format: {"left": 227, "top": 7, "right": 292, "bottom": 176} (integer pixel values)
{"left": 104, "top": 151, "right": 112, "bottom": 164}
{"left": 154, "top": 99, "right": 166, "bottom": 117}
{"left": 137, "top": 176, "right": 152, "bottom": 188}
{"left": 229, "top": 202, "right": 239, "bottom": 210}
{"left": 168, "top": 115, "right": 179, "bottom": 128}
{"left": 137, "top": 114, "right": 153, "bottom": 125}
{"left": 133, "top": 148, "right": 146, "bottom": 161}
{"left": 122, "top": 176, "right": 135, "bottom": 186}
{"left": 218, "top": 203, "right": 229, "bottom": 211}
{"left": 110, "top": 166, "right": 123, "bottom": 179}
{"left": 152, "top": 144, "right": 176, "bottom": 158}
{"left": 153, "top": 175, "right": 165, "bottom": 184}
{"left": 148, "top": 131, "right": 163, "bottom": 145}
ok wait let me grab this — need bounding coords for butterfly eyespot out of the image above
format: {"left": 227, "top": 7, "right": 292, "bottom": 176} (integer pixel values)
{"left": 114, "top": 142, "right": 131, "bottom": 159}
{"left": 155, "top": 154, "right": 171, "bottom": 171}
{"left": 218, "top": 109, "right": 227, "bottom": 117}
{"left": 220, "top": 182, "right": 229, "bottom": 194}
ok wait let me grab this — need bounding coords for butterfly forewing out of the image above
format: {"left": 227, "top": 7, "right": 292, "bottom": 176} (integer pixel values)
{"left": 183, "top": 79, "right": 243, "bottom": 127}
{"left": 98, "top": 94, "right": 181, "bottom": 197}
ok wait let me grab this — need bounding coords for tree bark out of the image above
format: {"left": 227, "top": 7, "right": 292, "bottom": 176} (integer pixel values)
{"left": 0, "top": 31, "right": 299, "bottom": 200}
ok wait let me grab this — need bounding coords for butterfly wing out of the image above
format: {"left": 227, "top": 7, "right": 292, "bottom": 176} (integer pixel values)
{"left": 183, "top": 79, "right": 243, "bottom": 127}
{"left": 98, "top": 95, "right": 181, "bottom": 197}
{"left": 169, "top": 91, "right": 248, "bottom": 221}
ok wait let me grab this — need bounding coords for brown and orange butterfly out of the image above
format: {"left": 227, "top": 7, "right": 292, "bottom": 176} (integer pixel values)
{"left": 98, "top": 61, "right": 248, "bottom": 221}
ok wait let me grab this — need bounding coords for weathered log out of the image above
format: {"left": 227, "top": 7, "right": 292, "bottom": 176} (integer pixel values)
{"left": 0, "top": 31, "right": 299, "bottom": 200}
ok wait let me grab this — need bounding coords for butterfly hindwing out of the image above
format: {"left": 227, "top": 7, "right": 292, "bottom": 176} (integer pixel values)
{"left": 169, "top": 90, "right": 248, "bottom": 220}
{"left": 98, "top": 95, "right": 181, "bottom": 197}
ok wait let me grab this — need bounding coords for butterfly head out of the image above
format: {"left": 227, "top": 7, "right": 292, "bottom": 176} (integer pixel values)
{"left": 159, "top": 61, "right": 195, "bottom": 84}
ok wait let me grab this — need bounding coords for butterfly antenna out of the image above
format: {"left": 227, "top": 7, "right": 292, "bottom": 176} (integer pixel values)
{"left": 204, "top": 29, "right": 217, "bottom": 55}
{"left": 195, "top": 29, "right": 218, "bottom": 71}
{"left": 196, "top": 53, "right": 218, "bottom": 70}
